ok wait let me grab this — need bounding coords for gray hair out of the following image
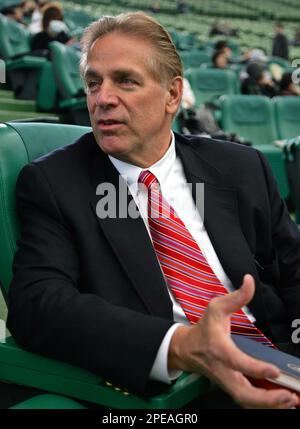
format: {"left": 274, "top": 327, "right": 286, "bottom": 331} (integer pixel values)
{"left": 80, "top": 11, "right": 183, "bottom": 85}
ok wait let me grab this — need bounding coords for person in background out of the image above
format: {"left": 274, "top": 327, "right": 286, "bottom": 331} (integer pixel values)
{"left": 214, "top": 40, "right": 232, "bottom": 60}
{"left": 0, "top": 2, "right": 26, "bottom": 25}
{"left": 212, "top": 50, "right": 229, "bottom": 69}
{"left": 30, "top": 2, "right": 77, "bottom": 52}
{"left": 279, "top": 72, "right": 300, "bottom": 96}
{"left": 293, "top": 27, "right": 300, "bottom": 46}
{"left": 241, "top": 61, "right": 279, "bottom": 97}
{"left": 272, "top": 22, "right": 289, "bottom": 60}
{"left": 27, "top": 0, "right": 49, "bottom": 33}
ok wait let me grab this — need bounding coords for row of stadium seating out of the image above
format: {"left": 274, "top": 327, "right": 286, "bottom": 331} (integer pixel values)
{"left": 59, "top": 0, "right": 300, "bottom": 56}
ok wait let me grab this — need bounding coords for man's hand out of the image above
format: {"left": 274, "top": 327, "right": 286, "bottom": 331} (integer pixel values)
{"left": 168, "top": 274, "right": 299, "bottom": 409}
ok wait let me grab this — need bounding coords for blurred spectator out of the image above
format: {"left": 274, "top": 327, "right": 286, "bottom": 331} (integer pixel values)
{"left": 214, "top": 40, "right": 232, "bottom": 59}
{"left": 214, "top": 40, "right": 251, "bottom": 65}
{"left": 241, "top": 61, "right": 278, "bottom": 97}
{"left": 181, "top": 77, "right": 196, "bottom": 110}
{"left": 0, "top": 1, "right": 26, "bottom": 25}
{"left": 21, "top": 1, "right": 36, "bottom": 20}
{"left": 209, "top": 20, "right": 238, "bottom": 37}
{"left": 149, "top": 2, "right": 160, "bottom": 13}
{"left": 272, "top": 22, "right": 289, "bottom": 60}
{"left": 293, "top": 27, "right": 300, "bottom": 46}
{"left": 212, "top": 51, "right": 229, "bottom": 69}
{"left": 28, "top": 0, "right": 49, "bottom": 33}
{"left": 30, "top": 2, "right": 77, "bottom": 52}
{"left": 177, "top": 1, "right": 189, "bottom": 14}
{"left": 279, "top": 72, "right": 300, "bottom": 96}
{"left": 248, "top": 48, "right": 268, "bottom": 63}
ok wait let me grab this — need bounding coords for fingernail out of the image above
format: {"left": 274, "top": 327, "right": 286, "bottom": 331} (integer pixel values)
{"left": 264, "top": 368, "right": 278, "bottom": 378}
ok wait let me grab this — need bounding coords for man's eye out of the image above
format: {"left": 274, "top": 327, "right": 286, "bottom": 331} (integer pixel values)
{"left": 120, "top": 78, "right": 137, "bottom": 85}
{"left": 86, "top": 81, "right": 99, "bottom": 91}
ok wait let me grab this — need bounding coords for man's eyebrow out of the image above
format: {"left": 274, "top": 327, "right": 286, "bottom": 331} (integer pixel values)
{"left": 84, "top": 68, "right": 144, "bottom": 82}
{"left": 84, "top": 69, "right": 100, "bottom": 80}
{"left": 112, "top": 69, "right": 142, "bottom": 79}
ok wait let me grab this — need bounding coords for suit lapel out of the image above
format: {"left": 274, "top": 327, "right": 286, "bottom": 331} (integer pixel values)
{"left": 88, "top": 139, "right": 173, "bottom": 319}
{"left": 175, "top": 137, "right": 266, "bottom": 324}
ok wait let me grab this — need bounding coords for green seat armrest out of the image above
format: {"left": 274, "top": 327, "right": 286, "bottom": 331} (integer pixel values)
{"left": 0, "top": 338, "right": 211, "bottom": 409}
{"left": 6, "top": 56, "right": 47, "bottom": 71}
{"left": 9, "top": 393, "right": 87, "bottom": 409}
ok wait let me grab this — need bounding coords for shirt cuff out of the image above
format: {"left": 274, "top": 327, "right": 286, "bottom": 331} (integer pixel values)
{"left": 149, "top": 323, "right": 183, "bottom": 384}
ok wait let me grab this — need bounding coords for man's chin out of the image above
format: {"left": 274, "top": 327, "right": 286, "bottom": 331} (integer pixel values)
{"left": 97, "top": 135, "right": 128, "bottom": 156}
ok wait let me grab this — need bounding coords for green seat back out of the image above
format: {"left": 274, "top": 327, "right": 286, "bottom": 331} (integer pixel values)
{"left": 49, "top": 41, "right": 84, "bottom": 100}
{"left": 257, "top": 144, "right": 289, "bottom": 199}
{"left": 221, "top": 95, "right": 278, "bottom": 145}
{"left": 0, "top": 122, "right": 91, "bottom": 297}
{"left": 180, "top": 50, "right": 211, "bottom": 70}
{"left": 185, "top": 68, "right": 238, "bottom": 106}
{"left": 221, "top": 95, "right": 289, "bottom": 198}
{"left": 273, "top": 96, "right": 300, "bottom": 140}
{"left": 176, "top": 32, "right": 197, "bottom": 51}
{"left": 0, "top": 14, "right": 31, "bottom": 60}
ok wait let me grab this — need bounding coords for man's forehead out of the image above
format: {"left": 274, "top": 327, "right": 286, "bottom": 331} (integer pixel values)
{"left": 85, "top": 34, "right": 156, "bottom": 77}
{"left": 88, "top": 32, "right": 154, "bottom": 58}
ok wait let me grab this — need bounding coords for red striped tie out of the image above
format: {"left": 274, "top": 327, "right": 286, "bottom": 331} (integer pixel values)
{"left": 139, "top": 170, "right": 273, "bottom": 347}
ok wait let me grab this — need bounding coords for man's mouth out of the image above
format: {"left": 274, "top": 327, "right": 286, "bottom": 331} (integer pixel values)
{"left": 97, "top": 119, "right": 124, "bottom": 130}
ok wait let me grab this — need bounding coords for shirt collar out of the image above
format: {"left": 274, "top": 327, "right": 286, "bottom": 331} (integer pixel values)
{"left": 108, "top": 132, "right": 176, "bottom": 197}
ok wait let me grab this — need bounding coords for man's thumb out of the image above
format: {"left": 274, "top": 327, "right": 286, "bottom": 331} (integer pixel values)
{"left": 218, "top": 274, "right": 255, "bottom": 316}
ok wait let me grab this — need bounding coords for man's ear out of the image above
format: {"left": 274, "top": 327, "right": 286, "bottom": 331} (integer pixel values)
{"left": 166, "top": 76, "right": 183, "bottom": 115}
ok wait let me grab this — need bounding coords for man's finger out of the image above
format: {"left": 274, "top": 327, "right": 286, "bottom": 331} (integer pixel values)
{"left": 211, "top": 274, "right": 255, "bottom": 317}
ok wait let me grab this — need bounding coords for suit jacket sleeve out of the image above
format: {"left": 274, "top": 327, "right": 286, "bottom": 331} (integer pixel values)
{"left": 7, "top": 162, "right": 174, "bottom": 396}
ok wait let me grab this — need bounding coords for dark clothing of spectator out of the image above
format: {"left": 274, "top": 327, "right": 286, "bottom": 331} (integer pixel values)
{"left": 241, "top": 78, "right": 278, "bottom": 97}
{"left": 272, "top": 33, "right": 289, "bottom": 60}
{"left": 241, "top": 61, "right": 279, "bottom": 98}
{"left": 31, "top": 30, "right": 70, "bottom": 51}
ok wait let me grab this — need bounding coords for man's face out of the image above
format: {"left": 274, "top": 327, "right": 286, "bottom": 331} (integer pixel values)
{"left": 84, "top": 32, "right": 182, "bottom": 167}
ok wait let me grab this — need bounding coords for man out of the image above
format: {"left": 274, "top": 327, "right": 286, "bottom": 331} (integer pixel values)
{"left": 7, "top": 12, "right": 300, "bottom": 409}
{"left": 272, "top": 22, "right": 289, "bottom": 61}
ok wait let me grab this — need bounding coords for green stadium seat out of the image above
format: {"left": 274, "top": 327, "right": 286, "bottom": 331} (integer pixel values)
{"left": 49, "top": 41, "right": 89, "bottom": 125}
{"left": 180, "top": 50, "right": 212, "bottom": 70}
{"left": 283, "top": 137, "right": 300, "bottom": 222}
{"left": 175, "top": 32, "right": 198, "bottom": 51}
{"left": 185, "top": 68, "right": 238, "bottom": 107}
{"left": 273, "top": 96, "right": 300, "bottom": 140}
{"left": 0, "top": 121, "right": 211, "bottom": 409}
{"left": 221, "top": 95, "right": 289, "bottom": 198}
{"left": 221, "top": 95, "right": 277, "bottom": 146}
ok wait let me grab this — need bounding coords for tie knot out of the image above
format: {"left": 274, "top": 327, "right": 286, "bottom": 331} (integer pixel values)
{"left": 138, "top": 170, "right": 159, "bottom": 190}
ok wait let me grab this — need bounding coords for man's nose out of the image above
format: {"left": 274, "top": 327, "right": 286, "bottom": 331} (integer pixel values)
{"left": 95, "top": 82, "right": 119, "bottom": 109}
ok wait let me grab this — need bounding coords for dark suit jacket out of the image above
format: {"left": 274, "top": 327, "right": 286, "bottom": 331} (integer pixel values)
{"left": 7, "top": 132, "right": 300, "bottom": 395}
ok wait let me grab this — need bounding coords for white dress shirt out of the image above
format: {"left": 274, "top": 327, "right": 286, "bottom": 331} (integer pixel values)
{"left": 109, "top": 132, "right": 255, "bottom": 383}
